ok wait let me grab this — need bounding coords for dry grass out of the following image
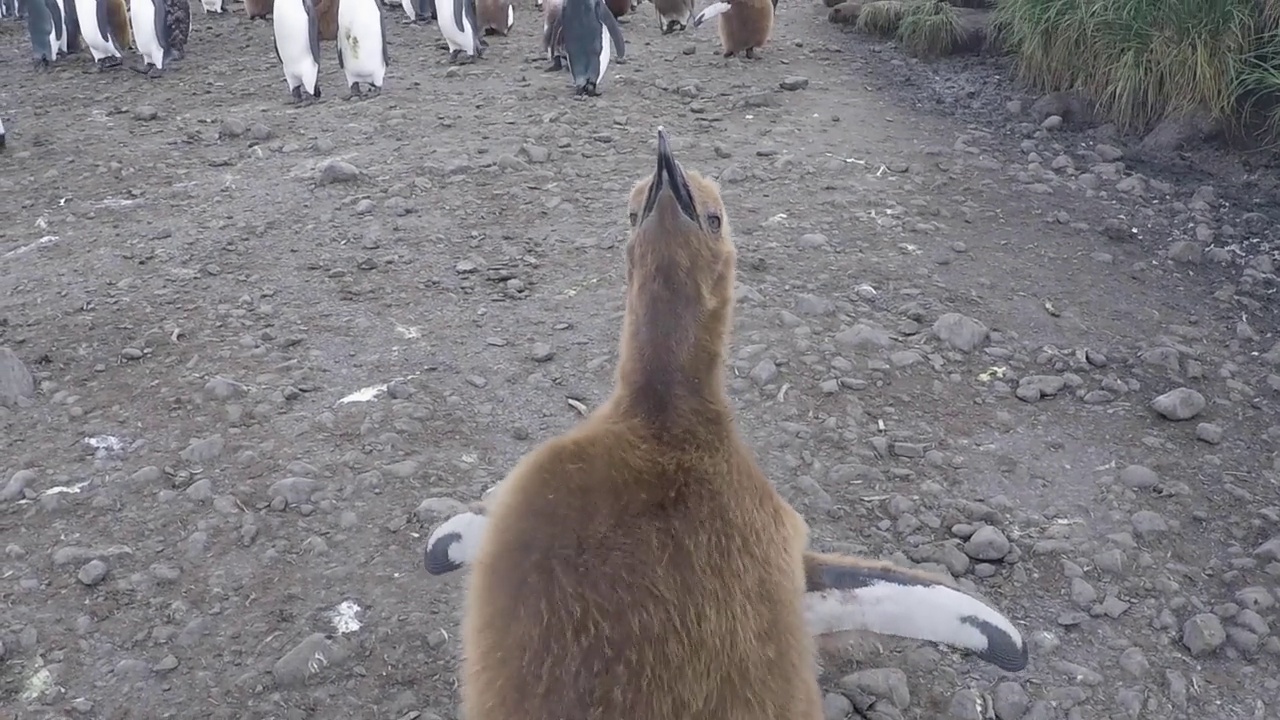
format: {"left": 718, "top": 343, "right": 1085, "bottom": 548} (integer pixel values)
{"left": 994, "top": 0, "right": 1280, "bottom": 135}
{"left": 897, "top": 1, "right": 964, "bottom": 59}
{"left": 857, "top": 1, "right": 907, "bottom": 37}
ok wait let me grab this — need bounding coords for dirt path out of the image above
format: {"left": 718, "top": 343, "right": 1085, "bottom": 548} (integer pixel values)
{"left": 2, "top": 3, "right": 1278, "bottom": 719}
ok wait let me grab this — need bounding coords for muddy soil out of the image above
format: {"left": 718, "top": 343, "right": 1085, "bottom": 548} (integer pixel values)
{"left": 2, "top": 3, "right": 1278, "bottom": 720}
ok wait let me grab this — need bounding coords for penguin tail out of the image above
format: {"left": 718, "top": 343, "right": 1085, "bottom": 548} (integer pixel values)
{"left": 802, "top": 551, "right": 1029, "bottom": 672}
{"left": 423, "top": 510, "right": 489, "bottom": 575}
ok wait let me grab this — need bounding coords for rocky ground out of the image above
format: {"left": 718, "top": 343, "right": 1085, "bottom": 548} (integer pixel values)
{"left": 1, "top": 2, "right": 1278, "bottom": 719}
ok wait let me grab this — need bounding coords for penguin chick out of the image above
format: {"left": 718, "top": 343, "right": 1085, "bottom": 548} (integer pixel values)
{"left": 540, "top": 0, "right": 566, "bottom": 72}
{"left": 460, "top": 128, "right": 825, "bottom": 720}
{"left": 104, "top": 0, "right": 130, "bottom": 51}
{"left": 651, "top": 0, "right": 691, "bottom": 33}
{"left": 245, "top": 0, "right": 274, "bottom": 20}
{"left": 692, "top": 0, "right": 771, "bottom": 58}
{"left": 162, "top": 0, "right": 191, "bottom": 61}
{"left": 426, "top": 490, "right": 1030, "bottom": 672}
{"left": 315, "top": 0, "right": 339, "bottom": 39}
{"left": 602, "top": 0, "right": 628, "bottom": 17}
{"left": 476, "top": 0, "right": 512, "bottom": 35}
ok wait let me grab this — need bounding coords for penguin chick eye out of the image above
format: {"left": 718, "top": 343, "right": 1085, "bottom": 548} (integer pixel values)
{"left": 628, "top": 212, "right": 638, "bottom": 227}
{"left": 706, "top": 214, "right": 722, "bottom": 232}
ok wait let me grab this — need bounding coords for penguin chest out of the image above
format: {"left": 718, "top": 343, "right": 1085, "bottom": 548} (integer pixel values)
{"left": 594, "top": 23, "right": 610, "bottom": 83}
{"left": 130, "top": 0, "right": 165, "bottom": 64}
{"left": 338, "top": 9, "right": 385, "bottom": 74}
{"left": 74, "top": 0, "right": 112, "bottom": 54}
{"left": 273, "top": 2, "right": 318, "bottom": 73}
{"left": 436, "top": 0, "right": 475, "bottom": 52}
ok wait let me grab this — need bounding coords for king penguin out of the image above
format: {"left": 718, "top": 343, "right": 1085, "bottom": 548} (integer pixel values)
{"left": 200, "top": 0, "right": 226, "bottom": 12}
{"left": 561, "top": 0, "right": 624, "bottom": 96}
{"left": 60, "top": 0, "right": 82, "bottom": 55}
{"left": 434, "top": 0, "right": 483, "bottom": 64}
{"left": 72, "top": 0, "right": 127, "bottom": 69}
{"left": 273, "top": 0, "right": 323, "bottom": 103}
{"left": 336, "top": 0, "right": 389, "bottom": 98}
{"left": 23, "top": 0, "right": 62, "bottom": 69}
{"left": 0, "top": 117, "right": 6, "bottom": 151}
{"left": 130, "top": 0, "right": 167, "bottom": 75}
{"left": 400, "top": 0, "right": 433, "bottom": 23}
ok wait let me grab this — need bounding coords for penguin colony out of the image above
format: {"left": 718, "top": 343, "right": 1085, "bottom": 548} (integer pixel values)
{"left": 445, "top": 128, "right": 1027, "bottom": 720}
{"left": 4, "top": 0, "right": 775, "bottom": 107}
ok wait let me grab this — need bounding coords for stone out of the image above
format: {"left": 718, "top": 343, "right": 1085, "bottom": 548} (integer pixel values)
{"left": 931, "top": 313, "right": 988, "bottom": 352}
{"left": 964, "top": 526, "right": 1011, "bottom": 561}
{"left": 317, "top": 159, "right": 360, "bottom": 184}
{"left": 1118, "top": 465, "right": 1159, "bottom": 489}
{"left": 0, "top": 348, "right": 36, "bottom": 409}
{"left": 1195, "top": 423, "right": 1223, "bottom": 444}
{"left": 1181, "top": 613, "right": 1226, "bottom": 657}
{"left": 1151, "top": 387, "right": 1206, "bottom": 420}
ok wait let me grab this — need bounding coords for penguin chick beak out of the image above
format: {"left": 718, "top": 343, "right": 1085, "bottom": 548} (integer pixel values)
{"left": 641, "top": 128, "right": 699, "bottom": 226}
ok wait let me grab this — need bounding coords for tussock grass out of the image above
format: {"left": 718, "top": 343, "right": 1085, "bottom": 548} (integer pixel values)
{"left": 995, "top": 0, "right": 1280, "bottom": 135}
{"left": 857, "top": 1, "right": 906, "bottom": 37}
{"left": 897, "top": 1, "right": 964, "bottom": 59}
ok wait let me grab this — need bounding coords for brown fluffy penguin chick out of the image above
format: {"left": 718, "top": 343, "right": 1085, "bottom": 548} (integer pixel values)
{"left": 692, "top": 0, "right": 772, "bottom": 58}
{"left": 244, "top": 0, "right": 275, "bottom": 20}
{"left": 460, "top": 128, "right": 824, "bottom": 720}
{"left": 315, "top": 0, "right": 339, "bottom": 40}
{"left": 603, "top": 0, "right": 629, "bottom": 17}
{"left": 477, "top": 0, "right": 515, "bottom": 35}
{"left": 106, "top": 0, "right": 132, "bottom": 50}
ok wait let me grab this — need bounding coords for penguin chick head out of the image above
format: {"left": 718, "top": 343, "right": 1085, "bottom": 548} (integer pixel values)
{"left": 625, "top": 128, "right": 734, "bottom": 301}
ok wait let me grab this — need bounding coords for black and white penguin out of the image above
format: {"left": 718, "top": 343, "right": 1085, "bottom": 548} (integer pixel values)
{"left": 72, "top": 0, "right": 128, "bottom": 69}
{"left": 22, "top": 0, "right": 62, "bottom": 68}
{"left": 60, "top": 0, "right": 82, "bottom": 55}
{"left": 200, "top": 0, "right": 226, "bottom": 12}
{"left": 434, "top": 0, "right": 483, "bottom": 63}
{"left": 273, "top": 0, "right": 323, "bottom": 103}
{"left": 336, "top": 0, "right": 389, "bottom": 97}
{"left": 130, "top": 0, "right": 177, "bottom": 75}
{"left": 561, "top": 0, "right": 624, "bottom": 96}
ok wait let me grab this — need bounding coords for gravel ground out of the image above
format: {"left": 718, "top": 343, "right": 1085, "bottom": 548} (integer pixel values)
{"left": 1, "top": 3, "right": 1278, "bottom": 719}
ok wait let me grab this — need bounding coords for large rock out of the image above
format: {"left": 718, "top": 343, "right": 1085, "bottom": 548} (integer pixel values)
{"left": 0, "top": 348, "right": 35, "bottom": 409}
{"left": 932, "top": 313, "right": 988, "bottom": 352}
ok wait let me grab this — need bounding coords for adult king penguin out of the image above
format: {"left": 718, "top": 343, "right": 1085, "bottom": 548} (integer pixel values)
{"left": 72, "top": 0, "right": 129, "bottom": 69}
{"left": 561, "top": 0, "right": 624, "bottom": 96}
{"left": 651, "top": 0, "right": 692, "bottom": 33}
{"left": 434, "top": 0, "right": 483, "bottom": 63}
{"left": 273, "top": 0, "right": 323, "bottom": 103}
{"left": 130, "top": 0, "right": 169, "bottom": 75}
{"left": 336, "top": 0, "right": 389, "bottom": 98}
{"left": 23, "top": 0, "right": 61, "bottom": 68}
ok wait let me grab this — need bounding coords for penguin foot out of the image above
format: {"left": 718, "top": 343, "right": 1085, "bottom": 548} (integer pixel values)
{"left": 147, "top": 66, "right": 166, "bottom": 78}
{"left": 744, "top": 47, "right": 758, "bottom": 59}
{"left": 662, "top": 20, "right": 683, "bottom": 34}
{"left": 448, "top": 49, "right": 461, "bottom": 63}
{"left": 544, "top": 57, "right": 563, "bottom": 72}
{"left": 722, "top": 50, "right": 735, "bottom": 58}
{"left": 130, "top": 62, "right": 151, "bottom": 75}
{"left": 345, "top": 82, "right": 363, "bottom": 100}
{"left": 290, "top": 85, "right": 304, "bottom": 104}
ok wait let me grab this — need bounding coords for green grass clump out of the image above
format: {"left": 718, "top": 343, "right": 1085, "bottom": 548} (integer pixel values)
{"left": 857, "top": 1, "right": 907, "bottom": 37}
{"left": 994, "top": 0, "right": 1280, "bottom": 135}
{"left": 897, "top": 1, "right": 964, "bottom": 59}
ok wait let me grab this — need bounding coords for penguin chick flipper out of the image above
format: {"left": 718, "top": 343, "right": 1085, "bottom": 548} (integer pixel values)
{"left": 802, "top": 551, "right": 1029, "bottom": 672}
{"left": 690, "top": 0, "right": 728, "bottom": 28}
{"left": 423, "top": 510, "right": 489, "bottom": 575}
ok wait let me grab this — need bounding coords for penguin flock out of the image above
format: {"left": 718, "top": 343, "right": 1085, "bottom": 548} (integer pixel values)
{"left": 3, "top": 0, "right": 778, "bottom": 108}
